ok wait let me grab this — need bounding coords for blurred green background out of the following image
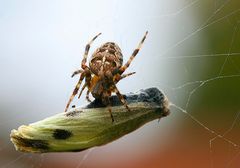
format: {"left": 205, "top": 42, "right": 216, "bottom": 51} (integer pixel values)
{"left": 0, "top": 0, "right": 240, "bottom": 168}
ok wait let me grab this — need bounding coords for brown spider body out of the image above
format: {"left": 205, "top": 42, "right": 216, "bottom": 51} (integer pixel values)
{"left": 89, "top": 42, "right": 123, "bottom": 99}
{"left": 65, "top": 32, "right": 148, "bottom": 122}
{"left": 90, "top": 42, "right": 123, "bottom": 75}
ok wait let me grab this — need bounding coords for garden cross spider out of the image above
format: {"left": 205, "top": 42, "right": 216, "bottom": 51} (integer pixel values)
{"left": 65, "top": 31, "right": 148, "bottom": 122}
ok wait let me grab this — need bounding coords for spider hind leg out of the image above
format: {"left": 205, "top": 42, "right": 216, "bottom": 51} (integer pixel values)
{"left": 114, "top": 84, "right": 130, "bottom": 112}
{"left": 102, "top": 93, "right": 114, "bottom": 122}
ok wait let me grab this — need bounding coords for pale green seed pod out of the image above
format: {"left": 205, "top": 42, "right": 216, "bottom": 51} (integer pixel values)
{"left": 10, "top": 88, "right": 169, "bottom": 153}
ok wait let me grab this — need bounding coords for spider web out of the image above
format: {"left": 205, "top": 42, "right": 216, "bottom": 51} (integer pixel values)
{"left": 0, "top": 0, "right": 240, "bottom": 168}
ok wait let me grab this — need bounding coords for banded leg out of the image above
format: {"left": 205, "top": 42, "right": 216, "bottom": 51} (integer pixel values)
{"left": 106, "top": 100, "right": 114, "bottom": 123}
{"left": 65, "top": 72, "right": 85, "bottom": 112}
{"left": 114, "top": 85, "right": 130, "bottom": 112}
{"left": 120, "top": 72, "right": 136, "bottom": 80}
{"left": 78, "top": 69, "right": 92, "bottom": 99}
{"left": 78, "top": 83, "right": 87, "bottom": 99}
{"left": 71, "top": 69, "right": 83, "bottom": 78}
{"left": 119, "top": 31, "right": 148, "bottom": 74}
{"left": 81, "top": 33, "right": 102, "bottom": 69}
{"left": 114, "top": 72, "right": 136, "bottom": 83}
{"left": 102, "top": 93, "right": 114, "bottom": 122}
{"left": 107, "top": 105, "right": 114, "bottom": 122}
{"left": 86, "top": 90, "right": 92, "bottom": 102}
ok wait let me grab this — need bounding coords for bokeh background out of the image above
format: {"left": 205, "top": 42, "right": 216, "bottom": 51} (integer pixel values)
{"left": 1, "top": 0, "right": 240, "bottom": 167}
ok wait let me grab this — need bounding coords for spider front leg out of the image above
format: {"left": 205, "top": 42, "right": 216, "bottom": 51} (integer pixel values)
{"left": 66, "top": 31, "right": 101, "bottom": 111}
{"left": 65, "top": 72, "right": 85, "bottom": 112}
{"left": 119, "top": 31, "right": 148, "bottom": 74}
{"left": 78, "top": 83, "right": 87, "bottom": 99}
{"left": 71, "top": 69, "right": 83, "bottom": 78}
{"left": 77, "top": 69, "right": 92, "bottom": 99}
{"left": 86, "top": 90, "right": 92, "bottom": 102}
{"left": 81, "top": 33, "right": 102, "bottom": 70}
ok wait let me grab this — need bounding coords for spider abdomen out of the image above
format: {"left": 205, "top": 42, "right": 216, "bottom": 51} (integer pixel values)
{"left": 89, "top": 42, "right": 123, "bottom": 75}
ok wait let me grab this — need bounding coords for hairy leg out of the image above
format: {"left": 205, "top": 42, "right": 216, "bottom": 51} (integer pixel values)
{"left": 71, "top": 69, "right": 83, "bottom": 78}
{"left": 113, "top": 84, "right": 130, "bottom": 112}
{"left": 65, "top": 72, "right": 85, "bottom": 112}
{"left": 66, "top": 34, "right": 101, "bottom": 112}
{"left": 78, "top": 69, "right": 92, "bottom": 99}
{"left": 114, "top": 72, "right": 136, "bottom": 83}
{"left": 120, "top": 72, "right": 136, "bottom": 80}
{"left": 78, "top": 83, "right": 87, "bottom": 99}
{"left": 81, "top": 33, "right": 102, "bottom": 69}
{"left": 102, "top": 92, "right": 114, "bottom": 122}
{"left": 86, "top": 90, "right": 92, "bottom": 102}
{"left": 119, "top": 31, "right": 148, "bottom": 74}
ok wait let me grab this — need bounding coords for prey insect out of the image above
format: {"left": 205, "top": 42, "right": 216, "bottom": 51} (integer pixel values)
{"left": 65, "top": 31, "right": 148, "bottom": 122}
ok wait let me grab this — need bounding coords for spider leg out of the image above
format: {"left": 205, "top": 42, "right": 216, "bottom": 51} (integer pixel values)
{"left": 86, "top": 90, "right": 92, "bottom": 102}
{"left": 119, "top": 31, "right": 148, "bottom": 74}
{"left": 113, "top": 72, "right": 136, "bottom": 84}
{"left": 106, "top": 98, "right": 114, "bottom": 122}
{"left": 78, "top": 82, "right": 87, "bottom": 99}
{"left": 71, "top": 69, "right": 83, "bottom": 78}
{"left": 107, "top": 106, "right": 114, "bottom": 122}
{"left": 106, "top": 101, "right": 114, "bottom": 122}
{"left": 120, "top": 72, "right": 136, "bottom": 80}
{"left": 113, "top": 84, "right": 130, "bottom": 112}
{"left": 101, "top": 91, "right": 114, "bottom": 122}
{"left": 65, "top": 72, "right": 85, "bottom": 112}
{"left": 78, "top": 70, "right": 92, "bottom": 99}
{"left": 81, "top": 33, "right": 102, "bottom": 69}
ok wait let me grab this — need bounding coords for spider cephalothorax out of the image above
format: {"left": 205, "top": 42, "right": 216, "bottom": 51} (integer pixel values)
{"left": 65, "top": 31, "right": 148, "bottom": 122}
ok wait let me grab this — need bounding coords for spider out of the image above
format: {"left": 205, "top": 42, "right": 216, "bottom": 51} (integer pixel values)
{"left": 65, "top": 31, "right": 148, "bottom": 122}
